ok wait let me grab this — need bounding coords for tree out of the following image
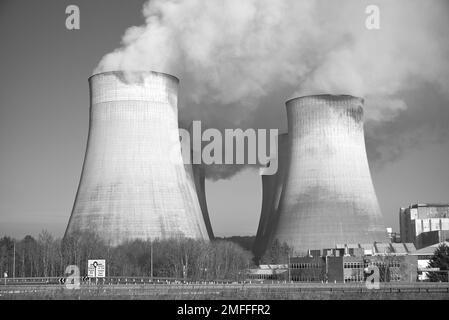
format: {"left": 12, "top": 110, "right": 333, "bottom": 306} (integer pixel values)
{"left": 38, "top": 230, "right": 53, "bottom": 277}
{"left": 0, "top": 237, "right": 14, "bottom": 277}
{"left": 427, "top": 243, "right": 449, "bottom": 282}
{"left": 260, "top": 239, "right": 292, "bottom": 265}
{"left": 21, "top": 235, "right": 38, "bottom": 277}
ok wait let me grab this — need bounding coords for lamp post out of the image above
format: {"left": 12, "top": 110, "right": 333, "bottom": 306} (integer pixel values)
{"left": 13, "top": 241, "right": 15, "bottom": 280}
{"left": 150, "top": 241, "right": 153, "bottom": 280}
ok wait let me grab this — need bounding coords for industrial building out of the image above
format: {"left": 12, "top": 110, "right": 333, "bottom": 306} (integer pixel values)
{"left": 292, "top": 242, "right": 417, "bottom": 283}
{"left": 246, "top": 265, "right": 288, "bottom": 281}
{"left": 65, "top": 71, "right": 211, "bottom": 245}
{"left": 386, "top": 227, "right": 402, "bottom": 243}
{"left": 267, "top": 95, "right": 387, "bottom": 254}
{"left": 247, "top": 242, "right": 418, "bottom": 283}
{"left": 400, "top": 204, "right": 449, "bottom": 249}
{"left": 290, "top": 255, "right": 325, "bottom": 282}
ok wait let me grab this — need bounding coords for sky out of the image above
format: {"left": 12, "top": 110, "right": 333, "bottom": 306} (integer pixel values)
{"left": 0, "top": 0, "right": 448, "bottom": 239}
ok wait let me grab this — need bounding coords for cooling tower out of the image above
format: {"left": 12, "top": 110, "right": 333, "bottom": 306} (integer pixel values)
{"left": 192, "top": 163, "right": 214, "bottom": 239}
{"left": 65, "top": 71, "right": 210, "bottom": 245}
{"left": 253, "top": 133, "right": 289, "bottom": 258}
{"left": 180, "top": 129, "right": 214, "bottom": 239}
{"left": 270, "top": 95, "right": 387, "bottom": 254}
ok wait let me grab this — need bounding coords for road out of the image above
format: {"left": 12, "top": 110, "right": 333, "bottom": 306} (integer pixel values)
{"left": 1, "top": 277, "right": 449, "bottom": 299}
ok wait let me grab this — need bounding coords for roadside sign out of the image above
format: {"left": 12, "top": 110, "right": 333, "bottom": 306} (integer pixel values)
{"left": 88, "top": 259, "right": 106, "bottom": 278}
{"left": 419, "top": 268, "right": 440, "bottom": 272}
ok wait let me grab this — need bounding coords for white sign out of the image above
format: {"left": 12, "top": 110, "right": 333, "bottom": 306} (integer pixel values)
{"left": 88, "top": 259, "right": 106, "bottom": 278}
{"left": 419, "top": 268, "right": 440, "bottom": 272}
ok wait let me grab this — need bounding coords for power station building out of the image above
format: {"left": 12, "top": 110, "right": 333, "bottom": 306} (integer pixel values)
{"left": 400, "top": 203, "right": 449, "bottom": 249}
{"left": 247, "top": 242, "right": 418, "bottom": 283}
{"left": 266, "top": 95, "right": 387, "bottom": 254}
{"left": 290, "top": 242, "right": 417, "bottom": 283}
{"left": 65, "top": 71, "right": 211, "bottom": 245}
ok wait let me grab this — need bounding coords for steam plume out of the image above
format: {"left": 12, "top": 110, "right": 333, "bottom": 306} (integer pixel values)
{"left": 95, "top": 0, "right": 449, "bottom": 178}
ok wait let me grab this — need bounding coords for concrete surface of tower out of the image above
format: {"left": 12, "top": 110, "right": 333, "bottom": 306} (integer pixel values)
{"left": 253, "top": 133, "right": 289, "bottom": 259}
{"left": 271, "top": 95, "right": 387, "bottom": 254}
{"left": 191, "top": 163, "right": 214, "bottom": 239}
{"left": 65, "top": 71, "right": 210, "bottom": 245}
{"left": 180, "top": 128, "right": 214, "bottom": 240}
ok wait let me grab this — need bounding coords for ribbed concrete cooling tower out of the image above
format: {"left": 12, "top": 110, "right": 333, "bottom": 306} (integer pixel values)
{"left": 253, "top": 133, "right": 289, "bottom": 258}
{"left": 180, "top": 130, "right": 214, "bottom": 239}
{"left": 192, "top": 163, "right": 214, "bottom": 239}
{"left": 65, "top": 71, "right": 210, "bottom": 245}
{"left": 270, "top": 95, "right": 387, "bottom": 254}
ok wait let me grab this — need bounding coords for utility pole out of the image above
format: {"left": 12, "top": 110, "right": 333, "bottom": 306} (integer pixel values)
{"left": 13, "top": 241, "right": 16, "bottom": 280}
{"left": 150, "top": 241, "right": 153, "bottom": 280}
{"left": 107, "top": 246, "right": 110, "bottom": 278}
{"left": 288, "top": 252, "right": 291, "bottom": 283}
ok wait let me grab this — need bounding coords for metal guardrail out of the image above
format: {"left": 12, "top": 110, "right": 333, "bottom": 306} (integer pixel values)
{"left": 0, "top": 276, "right": 184, "bottom": 286}
{"left": 1, "top": 281, "right": 449, "bottom": 298}
{"left": 2, "top": 277, "right": 449, "bottom": 288}
{"left": 1, "top": 285, "right": 449, "bottom": 296}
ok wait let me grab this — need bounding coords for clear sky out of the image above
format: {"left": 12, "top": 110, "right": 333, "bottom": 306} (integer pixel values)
{"left": 0, "top": 0, "right": 448, "bottom": 239}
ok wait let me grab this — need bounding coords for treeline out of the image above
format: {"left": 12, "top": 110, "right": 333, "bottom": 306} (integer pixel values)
{"left": 258, "top": 239, "right": 292, "bottom": 265}
{"left": 215, "top": 236, "right": 255, "bottom": 253}
{"left": 0, "top": 231, "right": 254, "bottom": 281}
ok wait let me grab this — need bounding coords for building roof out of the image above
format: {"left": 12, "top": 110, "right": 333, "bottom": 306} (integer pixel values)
{"left": 258, "top": 264, "right": 288, "bottom": 270}
{"left": 409, "top": 241, "right": 449, "bottom": 256}
{"left": 410, "top": 203, "right": 449, "bottom": 208}
{"left": 248, "top": 268, "right": 288, "bottom": 275}
{"left": 404, "top": 243, "right": 417, "bottom": 253}
{"left": 391, "top": 243, "right": 408, "bottom": 254}
{"left": 359, "top": 243, "right": 374, "bottom": 250}
{"left": 292, "top": 243, "right": 417, "bottom": 258}
{"left": 375, "top": 243, "right": 393, "bottom": 254}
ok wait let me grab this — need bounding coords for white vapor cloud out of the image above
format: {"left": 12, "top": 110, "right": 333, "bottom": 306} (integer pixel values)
{"left": 96, "top": 0, "right": 449, "bottom": 121}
